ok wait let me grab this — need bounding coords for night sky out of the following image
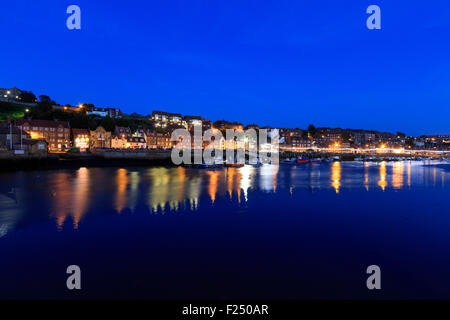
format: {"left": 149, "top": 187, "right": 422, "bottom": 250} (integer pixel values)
{"left": 1, "top": 0, "right": 449, "bottom": 135}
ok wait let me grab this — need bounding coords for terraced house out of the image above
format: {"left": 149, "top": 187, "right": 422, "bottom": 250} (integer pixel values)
{"left": 17, "top": 119, "right": 70, "bottom": 152}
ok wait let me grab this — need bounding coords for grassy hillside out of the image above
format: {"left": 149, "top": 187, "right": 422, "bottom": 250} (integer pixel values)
{"left": 0, "top": 101, "right": 35, "bottom": 121}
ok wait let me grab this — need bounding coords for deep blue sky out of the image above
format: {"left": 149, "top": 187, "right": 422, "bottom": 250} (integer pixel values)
{"left": 1, "top": 0, "right": 449, "bottom": 135}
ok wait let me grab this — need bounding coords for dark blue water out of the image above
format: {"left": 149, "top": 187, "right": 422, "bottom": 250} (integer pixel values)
{"left": 0, "top": 161, "right": 449, "bottom": 299}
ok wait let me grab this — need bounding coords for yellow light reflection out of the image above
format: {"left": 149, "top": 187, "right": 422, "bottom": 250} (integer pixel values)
{"left": 72, "top": 168, "right": 90, "bottom": 228}
{"left": 129, "top": 171, "right": 140, "bottom": 212}
{"left": 407, "top": 161, "right": 411, "bottom": 187}
{"left": 378, "top": 162, "right": 388, "bottom": 191}
{"left": 433, "top": 167, "right": 437, "bottom": 187}
{"left": 364, "top": 162, "right": 369, "bottom": 191}
{"left": 227, "top": 168, "right": 235, "bottom": 200}
{"left": 147, "top": 167, "right": 170, "bottom": 213}
{"left": 115, "top": 168, "right": 128, "bottom": 213}
{"left": 392, "top": 161, "right": 404, "bottom": 189}
{"left": 207, "top": 171, "right": 218, "bottom": 204}
{"left": 51, "top": 172, "right": 72, "bottom": 229}
{"left": 331, "top": 161, "right": 341, "bottom": 194}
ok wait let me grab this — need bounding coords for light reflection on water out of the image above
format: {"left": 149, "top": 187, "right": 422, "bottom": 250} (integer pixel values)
{"left": 0, "top": 161, "right": 448, "bottom": 235}
{"left": 331, "top": 161, "right": 341, "bottom": 193}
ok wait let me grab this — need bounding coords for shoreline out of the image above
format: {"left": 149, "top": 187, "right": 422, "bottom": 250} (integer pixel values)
{"left": 0, "top": 154, "right": 448, "bottom": 172}
{"left": 0, "top": 157, "right": 176, "bottom": 172}
{"left": 0, "top": 150, "right": 174, "bottom": 172}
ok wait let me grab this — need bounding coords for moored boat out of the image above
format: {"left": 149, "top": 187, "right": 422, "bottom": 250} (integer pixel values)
{"left": 296, "top": 157, "right": 309, "bottom": 164}
{"left": 225, "top": 163, "right": 245, "bottom": 168}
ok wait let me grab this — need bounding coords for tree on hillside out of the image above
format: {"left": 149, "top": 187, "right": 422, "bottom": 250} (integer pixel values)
{"left": 213, "top": 120, "right": 228, "bottom": 129}
{"left": 302, "top": 130, "right": 309, "bottom": 138}
{"left": 115, "top": 118, "right": 130, "bottom": 128}
{"left": 100, "top": 116, "right": 115, "bottom": 132}
{"left": 19, "top": 91, "right": 37, "bottom": 103}
{"left": 38, "top": 95, "right": 51, "bottom": 103}
{"left": 83, "top": 104, "right": 95, "bottom": 112}
{"left": 341, "top": 131, "right": 351, "bottom": 142}
{"left": 307, "top": 124, "right": 316, "bottom": 136}
{"left": 405, "top": 137, "right": 415, "bottom": 148}
{"left": 33, "top": 97, "right": 53, "bottom": 116}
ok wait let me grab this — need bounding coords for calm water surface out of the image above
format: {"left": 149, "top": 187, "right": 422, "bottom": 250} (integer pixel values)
{"left": 0, "top": 161, "right": 449, "bottom": 299}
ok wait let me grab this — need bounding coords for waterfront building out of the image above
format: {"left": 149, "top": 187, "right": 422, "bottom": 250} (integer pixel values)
{"left": 90, "top": 126, "right": 111, "bottom": 148}
{"left": 420, "top": 135, "right": 450, "bottom": 150}
{"left": 145, "top": 131, "right": 173, "bottom": 149}
{"left": 114, "top": 126, "right": 132, "bottom": 138}
{"left": 126, "top": 136, "right": 146, "bottom": 149}
{"left": 71, "top": 128, "right": 90, "bottom": 151}
{"left": 134, "top": 128, "right": 148, "bottom": 142}
{"left": 279, "top": 128, "right": 308, "bottom": 150}
{"left": 111, "top": 135, "right": 127, "bottom": 149}
{"left": 0, "top": 125, "right": 31, "bottom": 149}
{"left": 16, "top": 119, "right": 70, "bottom": 152}
{"left": 13, "top": 138, "right": 48, "bottom": 154}
{"left": 315, "top": 128, "right": 342, "bottom": 144}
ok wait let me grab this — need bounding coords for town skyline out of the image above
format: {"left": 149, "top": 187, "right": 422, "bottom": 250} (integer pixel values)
{"left": 2, "top": 84, "right": 449, "bottom": 155}
{"left": 1, "top": 85, "right": 448, "bottom": 138}
{"left": 1, "top": 1, "right": 450, "bottom": 136}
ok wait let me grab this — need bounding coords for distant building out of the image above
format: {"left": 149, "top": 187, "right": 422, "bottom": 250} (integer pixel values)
{"left": 213, "top": 120, "right": 244, "bottom": 131}
{"left": 202, "top": 120, "right": 212, "bottom": 131}
{"left": 53, "top": 105, "right": 84, "bottom": 113}
{"left": 152, "top": 111, "right": 184, "bottom": 129}
{"left": 106, "top": 108, "right": 121, "bottom": 119}
{"left": 17, "top": 119, "right": 70, "bottom": 152}
{"left": 88, "top": 107, "right": 121, "bottom": 119}
{"left": 315, "top": 128, "right": 342, "bottom": 145}
{"left": 279, "top": 128, "right": 310, "bottom": 149}
{"left": 0, "top": 87, "right": 23, "bottom": 102}
{"left": 184, "top": 116, "right": 203, "bottom": 130}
